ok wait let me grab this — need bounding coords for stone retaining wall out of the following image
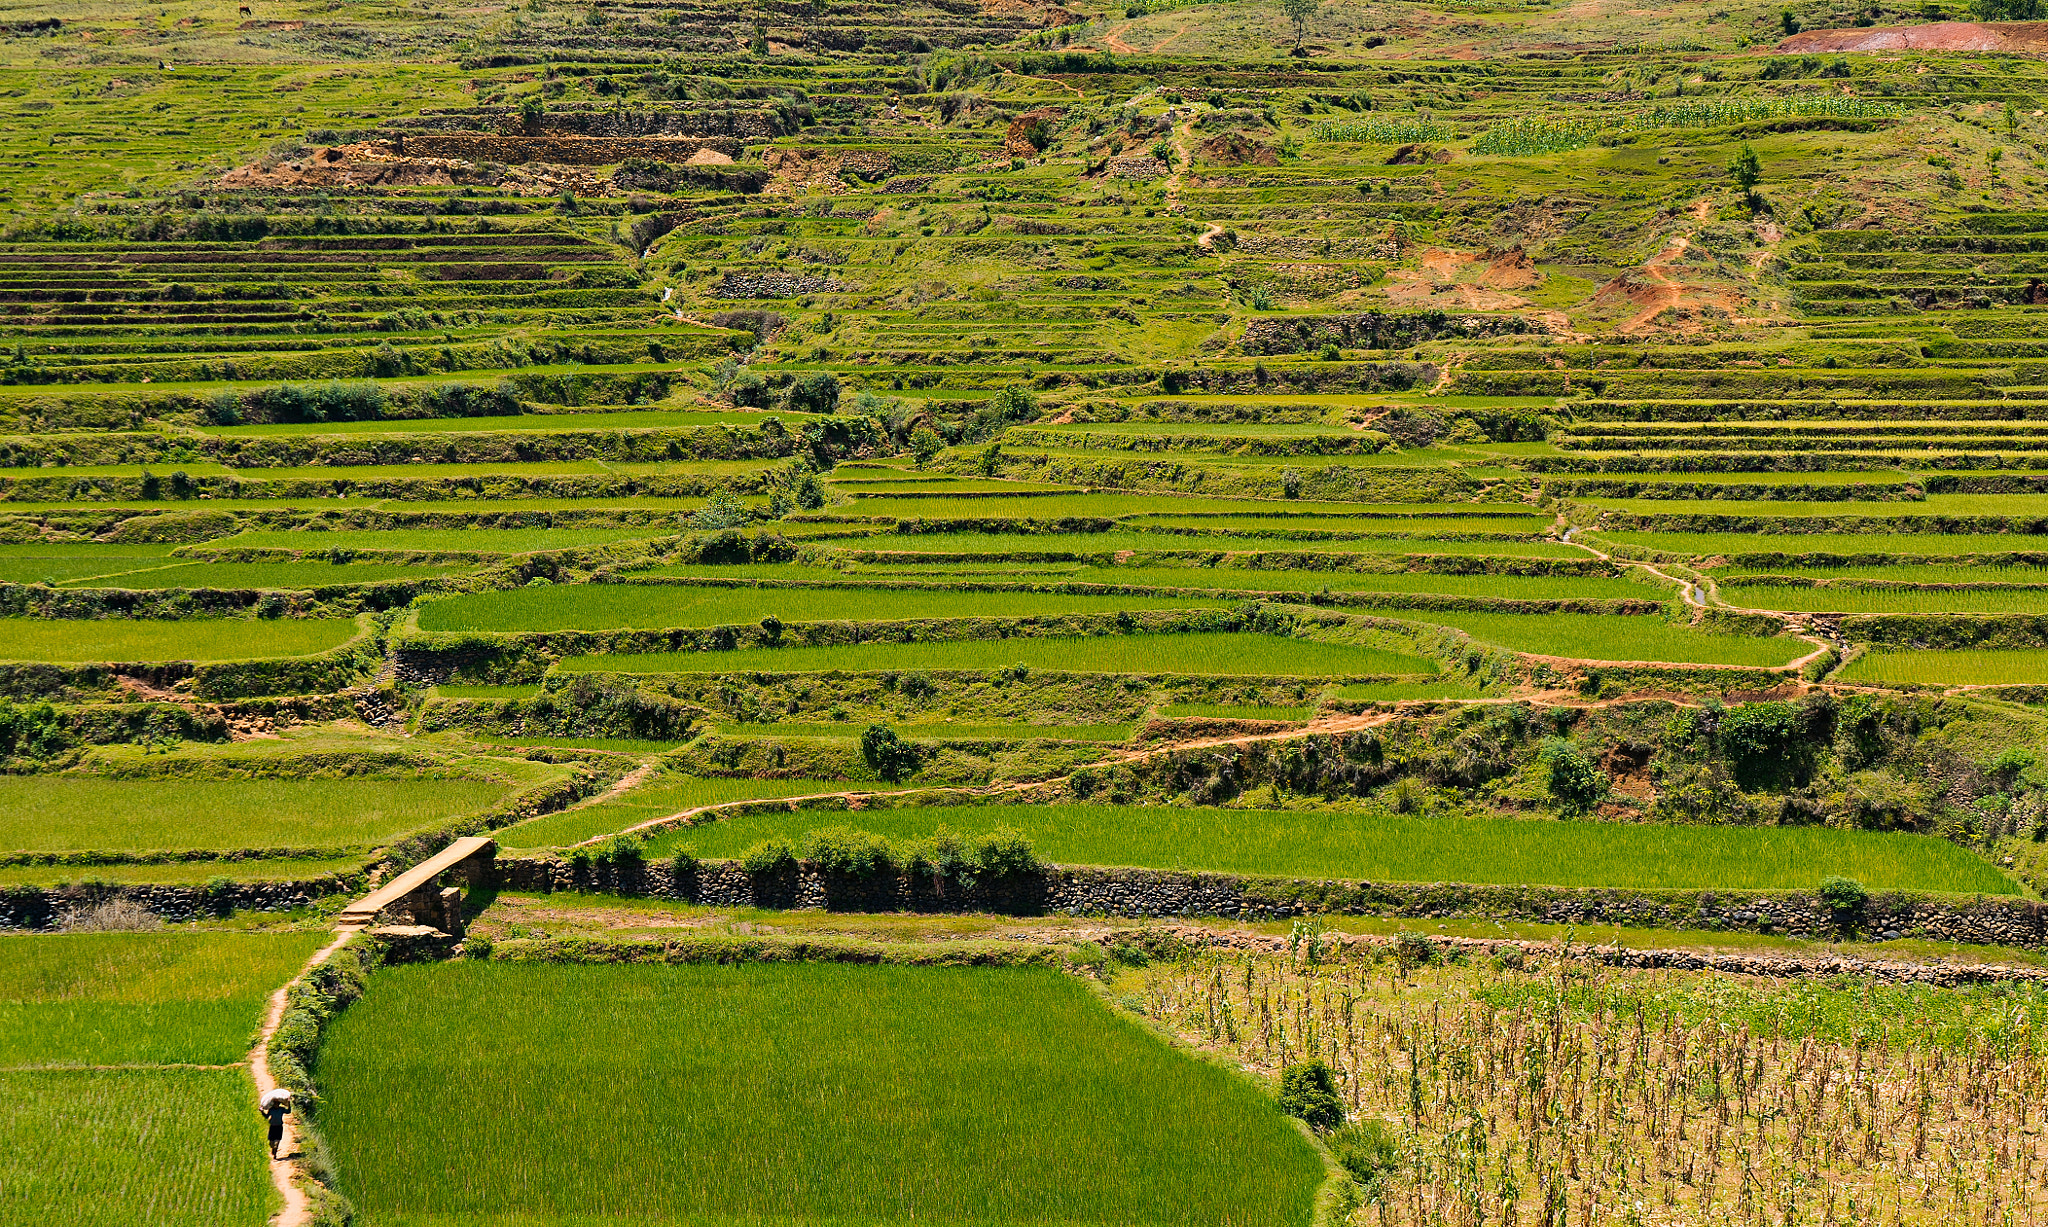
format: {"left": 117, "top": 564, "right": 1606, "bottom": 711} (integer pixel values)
{"left": 0, "top": 877, "right": 352, "bottom": 929}
{"left": 495, "top": 857, "right": 2048, "bottom": 949}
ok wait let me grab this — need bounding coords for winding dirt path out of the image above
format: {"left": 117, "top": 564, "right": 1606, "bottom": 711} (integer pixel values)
{"left": 1559, "top": 524, "right": 1837, "bottom": 672}
{"left": 1102, "top": 20, "right": 1140, "bottom": 54}
{"left": 1620, "top": 236, "right": 1690, "bottom": 333}
{"left": 1165, "top": 117, "right": 1192, "bottom": 213}
{"left": 251, "top": 932, "right": 356, "bottom": 1227}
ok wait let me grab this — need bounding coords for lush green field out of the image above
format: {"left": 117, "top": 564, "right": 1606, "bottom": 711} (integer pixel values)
{"left": 0, "top": 1068, "right": 273, "bottom": 1227}
{"left": 0, "top": 617, "right": 360, "bottom": 663}
{"left": 61, "top": 561, "right": 472, "bottom": 591}
{"left": 651, "top": 804, "right": 2017, "bottom": 895}
{"left": 204, "top": 409, "right": 789, "bottom": 435}
{"left": 1594, "top": 532, "right": 2048, "bottom": 558}
{"left": 1838, "top": 649, "right": 2048, "bottom": 687}
{"left": 1403, "top": 611, "right": 1807, "bottom": 666}
{"left": 0, "top": 857, "right": 364, "bottom": 887}
{"left": 1715, "top": 563, "right": 2048, "bottom": 584}
{"left": 213, "top": 528, "right": 673, "bottom": 555}
{"left": 416, "top": 584, "right": 1228, "bottom": 633}
{"left": 1139, "top": 515, "right": 1550, "bottom": 535}
{"left": 316, "top": 963, "right": 1325, "bottom": 1226}
{"left": 0, "top": 931, "right": 327, "bottom": 1066}
{"left": 497, "top": 776, "right": 856, "bottom": 848}
{"left": 0, "top": 777, "right": 513, "bottom": 853}
{"left": 1720, "top": 584, "right": 2048, "bottom": 614}
{"left": 1157, "top": 703, "right": 1316, "bottom": 720}
{"left": 0, "top": 544, "right": 182, "bottom": 585}
{"left": 824, "top": 531, "right": 1591, "bottom": 559}
{"left": 559, "top": 632, "right": 1439, "bottom": 679}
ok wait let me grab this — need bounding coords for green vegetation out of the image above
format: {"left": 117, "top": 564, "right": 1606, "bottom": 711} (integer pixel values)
{"left": 561, "top": 632, "right": 1439, "bottom": 678}
{"left": 497, "top": 776, "right": 855, "bottom": 848}
{"left": 61, "top": 561, "right": 472, "bottom": 591}
{"left": 0, "top": 777, "right": 515, "bottom": 853}
{"left": 0, "top": 1068, "right": 273, "bottom": 1227}
{"left": 1402, "top": 612, "right": 1805, "bottom": 667}
{"left": 0, "top": 931, "right": 328, "bottom": 1066}
{"left": 1839, "top": 649, "right": 2048, "bottom": 687}
{"left": 317, "top": 963, "right": 1325, "bottom": 1225}
{"left": 0, "top": 618, "right": 360, "bottom": 663}
{"left": 418, "top": 584, "right": 1228, "bottom": 633}
{"left": 648, "top": 804, "right": 2015, "bottom": 894}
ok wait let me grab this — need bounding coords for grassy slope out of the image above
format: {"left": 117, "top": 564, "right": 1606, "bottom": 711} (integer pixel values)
{"left": 0, "top": 617, "right": 361, "bottom": 663}
{"left": 316, "top": 962, "right": 1324, "bottom": 1227}
{"left": 561, "top": 632, "right": 1439, "bottom": 677}
{"left": 0, "top": 930, "right": 328, "bottom": 1066}
{"left": 0, "top": 777, "right": 514, "bottom": 853}
{"left": 645, "top": 804, "right": 2015, "bottom": 894}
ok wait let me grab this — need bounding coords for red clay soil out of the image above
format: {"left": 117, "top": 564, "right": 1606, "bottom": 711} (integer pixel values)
{"left": 1778, "top": 20, "right": 2048, "bottom": 53}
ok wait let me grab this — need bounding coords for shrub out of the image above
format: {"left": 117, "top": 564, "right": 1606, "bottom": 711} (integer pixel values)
{"left": 906, "top": 825, "right": 973, "bottom": 879}
{"left": 691, "top": 489, "right": 756, "bottom": 531}
{"left": 1278, "top": 1060, "right": 1344, "bottom": 1132}
{"left": 730, "top": 368, "right": 770, "bottom": 407}
{"left": 972, "top": 826, "right": 1041, "bottom": 877}
{"left": 740, "top": 837, "right": 797, "bottom": 874}
{"left": 595, "top": 834, "right": 645, "bottom": 871}
{"left": 1392, "top": 931, "right": 1434, "bottom": 975}
{"left": 861, "top": 724, "right": 920, "bottom": 782}
{"left": 668, "top": 846, "right": 698, "bottom": 879}
{"left": 910, "top": 425, "right": 944, "bottom": 467}
{"left": 1328, "top": 1119, "right": 1401, "bottom": 1198}
{"left": 463, "top": 934, "right": 494, "bottom": 960}
{"left": 1819, "top": 875, "right": 1868, "bottom": 915}
{"left": 1540, "top": 737, "right": 1607, "bottom": 814}
{"left": 0, "top": 698, "right": 70, "bottom": 762}
{"left": 800, "top": 826, "right": 896, "bottom": 875}
{"left": 786, "top": 370, "right": 841, "bottom": 414}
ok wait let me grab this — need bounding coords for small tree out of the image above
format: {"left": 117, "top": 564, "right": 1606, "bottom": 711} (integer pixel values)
{"left": 1728, "top": 141, "right": 1762, "bottom": 207}
{"left": 860, "top": 723, "right": 919, "bottom": 782}
{"left": 1279, "top": 1061, "right": 1345, "bottom": 1131}
{"left": 1779, "top": 7, "right": 1801, "bottom": 34}
{"left": 1279, "top": 0, "right": 1320, "bottom": 52}
{"left": 909, "top": 425, "right": 944, "bottom": 467}
{"left": 1540, "top": 737, "right": 1607, "bottom": 814}
{"left": 690, "top": 488, "right": 755, "bottom": 530}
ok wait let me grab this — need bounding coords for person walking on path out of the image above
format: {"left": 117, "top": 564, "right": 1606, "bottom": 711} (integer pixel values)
{"left": 258, "top": 1088, "right": 294, "bottom": 1159}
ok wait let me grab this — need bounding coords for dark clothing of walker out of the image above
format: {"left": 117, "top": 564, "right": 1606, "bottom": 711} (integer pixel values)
{"left": 261, "top": 1099, "right": 290, "bottom": 1158}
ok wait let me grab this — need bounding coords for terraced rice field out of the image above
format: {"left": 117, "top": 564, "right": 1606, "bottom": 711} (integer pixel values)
{"left": 316, "top": 964, "right": 1325, "bottom": 1226}
{"left": 559, "top": 632, "right": 1439, "bottom": 678}
{"left": 647, "top": 805, "right": 2015, "bottom": 894}
{"left": 13, "top": 3, "right": 2048, "bottom": 1222}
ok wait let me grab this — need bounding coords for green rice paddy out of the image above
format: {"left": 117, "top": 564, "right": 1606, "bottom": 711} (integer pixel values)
{"left": 1838, "top": 649, "right": 2048, "bottom": 687}
{"left": 558, "top": 632, "right": 1439, "bottom": 679}
{"left": 0, "top": 777, "right": 515, "bottom": 853}
{"left": 316, "top": 963, "right": 1325, "bottom": 1226}
{"left": 0, "top": 931, "right": 328, "bottom": 1066}
{"left": 496, "top": 776, "right": 857, "bottom": 848}
{"left": 651, "top": 804, "right": 2017, "bottom": 895}
{"left": 1399, "top": 612, "right": 1808, "bottom": 667}
{"left": 0, "top": 617, "right": 360, "bottom": 663}
{"left": 416, "top": 584, "right": 1229, "bottom": 633}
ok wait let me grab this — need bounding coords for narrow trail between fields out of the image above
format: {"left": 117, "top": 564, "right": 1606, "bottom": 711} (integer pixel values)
{"left": 1166, "top": 118, "right": 1192, "bottom": 213}
{"left": 252, "top": 931, "right": 355, "bottom": 1227}
{"left": 1559, "top": 523, "right": 1837, "bottom": 673}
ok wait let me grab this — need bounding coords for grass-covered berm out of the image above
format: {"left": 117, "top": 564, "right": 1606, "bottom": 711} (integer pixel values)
{"left": 314, "top": 961, "right": 1326, "bottom": 1227}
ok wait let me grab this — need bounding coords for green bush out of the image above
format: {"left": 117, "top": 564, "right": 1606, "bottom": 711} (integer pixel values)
{"left": 1539, "top": 738, "right": 1606, "bottom": 814}
{"left": 740, "top": 837, "right": 797, "bottom": 874}
{"left": 1278, "top": 1060, "right": 1344, "bottom": 1132}
{"left": 787, "top": 371, "right": 841, "bottom": 414}
{"left": 861, "top": 724, "right": 920, "bottom": 783}
{"left": 971, "top": 826, "right": 1041, "bottom": 877}
{"left": 799, "top": 826, "right": 896, "bottom": 875}
{"left": 1819, "top": 875, "right": 1868, "bottom": 915}
{"left": 1328, "top": 1119, "right": 1401, "bottom": 1199}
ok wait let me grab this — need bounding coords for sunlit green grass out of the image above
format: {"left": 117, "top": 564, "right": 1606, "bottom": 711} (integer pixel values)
{"left": 1716, "top": 563, "right": 2048, "bottom": 584}
{"left": 0, "top": 1068, "right": 273, "bottom": 1227}
{"left": 1720, "top": 584, "right": 2048, "bottom": 614}
{"left": 417, "top": 584, "right": 1228, "bottom": 633}
{"left": 824, "top": 531, "right": 1588, "bottom": 558}
{"left": 1594, "top": 531, "right": 2048, "bottom": 558}
{"left": 0, "top": 931, "right": 327, "bottom": 1066}
{"left": 213, "top": 528, "right": 671, "bottom": 555}
{"left": 0, "top": 617, "right": 360, "bottom": 663}
{"left": 1838, "top": 649, "right": 2048, "bottom": 687}
{"left": 1399, "top": 612, "right": 1805, "bottom": 666}
{"left": 650, "top": 804, "right": 2016, "bottom": 895}
{"left": 496, "top": 776, "right": 856, "bottom": 848}
{"left": 317, "top": 963, "right": 1325, "bottom": 1226}
{"left": 60, "top": 561, "right": 472, "bottom": 590}
{"left": 559, "top": 632, "right": 1439, "bottom": 679}
{"left": 0, "top": 777, "right": 513, "bottom": 854}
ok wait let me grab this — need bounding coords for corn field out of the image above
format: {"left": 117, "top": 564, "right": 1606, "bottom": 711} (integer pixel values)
{"left": 1312, "top": 119, "right": 1453, "bottom": 144}
{"left": 1131, "top": 942, "right": 2048, "bottom": 1226}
